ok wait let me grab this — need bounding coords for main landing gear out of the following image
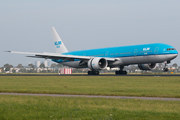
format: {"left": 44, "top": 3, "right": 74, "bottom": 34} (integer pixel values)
{"left": 88, "top": 71, "right": 99, "bottom": 75}
{"left": 115, "top": 71, "right": 127, "bottom": 75}
{"left": 115, "top": 66, "right": 127, "bottom": 75}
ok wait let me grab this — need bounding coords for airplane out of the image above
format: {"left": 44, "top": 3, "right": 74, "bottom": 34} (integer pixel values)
{"left": 6, "top": 27, "right": 178, "bottom": 75}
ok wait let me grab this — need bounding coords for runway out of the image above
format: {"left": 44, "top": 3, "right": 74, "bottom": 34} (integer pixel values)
{"left": 1, "top": 93, "right": 180, "bottom": 101}
{"left": 0, "top": 73, "right": 180, "bottom": 76}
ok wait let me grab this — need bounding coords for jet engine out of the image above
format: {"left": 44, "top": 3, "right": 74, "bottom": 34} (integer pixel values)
{"left": 88, "top": 58, "right": 108, "bottom": 70}
{"left": 138, "top": 63, "right": 156, "bottom": 70}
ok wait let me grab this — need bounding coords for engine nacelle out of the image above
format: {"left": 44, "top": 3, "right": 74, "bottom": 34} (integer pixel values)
{"left": 88, "top": 58, "right": 108, "bottom": 70}
{"left": 138, "top": 63, "right": 156, "bottom": 70}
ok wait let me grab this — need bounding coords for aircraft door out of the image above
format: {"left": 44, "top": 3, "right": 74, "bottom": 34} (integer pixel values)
{"left": 134, "top": 49, "right": 138, "bottom": 56}
{"left": 133, "top": 49, "right": 139, "bottom": 63}
{"left": 154, "top": 47, "right": 159, "bottom": 55}
{"left": 105, "top": 51, "right": 109, "bottom": 57}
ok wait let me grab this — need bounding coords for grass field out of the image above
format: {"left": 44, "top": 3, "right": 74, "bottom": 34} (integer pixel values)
{"left": 1, "top": 76, "right": 180, "bottom": 119}
{"left": 0, "top": 95, "right": 180, "bottom": 120}
{"left": 0, "top": 76, "right": 180, "bottom": 98}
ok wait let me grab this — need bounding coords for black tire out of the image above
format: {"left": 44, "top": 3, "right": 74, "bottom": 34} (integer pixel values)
{"left": 165, "top": 68, "right": 168, "bottom": 72}
{"left": 115, "top": 71, "right": 120, "bottom": 75}
{"left": 115, "top": 71, "right": 127, "bottom": 75}
{"left": 88, "top": 71, "right": 99, "bottom": 75}
{"left": 88, "top": 71, "right": 92, "bottom": 75}
{"left": 94, "top": 71, "right": 99, "bottom": 75}
{"left": 163, "top": 68, "right": 168, "bottom": 72}
{"left": 123, "top": 71, "right": 127, "bottom": 75}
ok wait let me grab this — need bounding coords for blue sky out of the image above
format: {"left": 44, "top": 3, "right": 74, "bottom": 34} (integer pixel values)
{"left": 0, "top": 0, "right": 180, "bottom": 67}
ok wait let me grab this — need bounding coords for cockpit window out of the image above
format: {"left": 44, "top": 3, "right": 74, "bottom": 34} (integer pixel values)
{"left": 167, "top": 48, "right": 176, "bottom": 51}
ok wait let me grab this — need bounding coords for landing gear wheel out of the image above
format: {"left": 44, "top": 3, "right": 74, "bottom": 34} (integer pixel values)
{"left": 88, "top": 71, "right": 99, "bottom": 75}
{"left": 163, "top": 62, "right": 169, "bottom": 72}
{"left": 163, "top": 68, "right": 168, "bottom": 72}
{"left": 115, "top": 71, "right": 127, "bottom": 75}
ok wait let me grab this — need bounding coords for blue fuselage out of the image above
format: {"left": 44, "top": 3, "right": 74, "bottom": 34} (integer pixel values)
{"left": 52, "top": 43, "right": 178, "bottom": 64}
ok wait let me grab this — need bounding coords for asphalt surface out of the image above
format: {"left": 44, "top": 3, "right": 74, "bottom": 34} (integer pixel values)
{"left": 1, "top": 93, "right": 180, "bottom": 101}
{"left": 0, "top": 74, "right": 180, "bottom": 76}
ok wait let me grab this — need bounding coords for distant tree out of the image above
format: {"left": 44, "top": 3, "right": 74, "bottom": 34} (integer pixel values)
{"left": 172, "top": 63, "right": 178, "bottom": 68}
{"left": 0, "top": 67, "right": 4, "bottom": 73}
{"left": 28, "top": 63, "right": 35, "bottom": 72}
{"left": 19, "top": 68, "right": 27, "bottom": 73}
{"left": 50, "top": 63, "right": 56, "bottom": 72}
{"left": 39, "top": 63, "right": 45, "bottom": 68}
{"left": 172, "top": 63, "right": 178, "bottom": 73}
{"left": 12, "top": 69, "right": 16, "bottom": 73}
{"left": 178, "top": 66, "right": 180, "bottom": 72}
{"left": 130, "top": 65, "right": 137, "bottom": 73}
{"left": 40, "top": 70, "right": 47, "bottom": 73}
{"left": 51, "top": 63, "right": 56, "bottom": 68}
{"left": 3, "top": 64, "right": 13, "bottom": 71}
{"left": 28, "top": 63, "right": 34, "bottom": 69}
{"left": 27, "top": 69, "right": 34, "bottom": 73}
{"left": 6, "top": 65, "right": 13, "bottom": 71}
{"left": 3, "top": 64, "right": 10, "bottom": 68}
{"left": 17, "top": 64, "right": 24, "bottom": 68}
{"left": 57, "top": 63, "right": 63, "bottom": 68}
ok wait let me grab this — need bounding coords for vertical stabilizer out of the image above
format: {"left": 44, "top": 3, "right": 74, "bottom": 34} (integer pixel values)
{"left": 51, "top": 27, "right": 68, "bottom": 53}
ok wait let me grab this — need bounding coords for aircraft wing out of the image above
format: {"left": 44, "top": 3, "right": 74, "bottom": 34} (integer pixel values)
{"left": 5, "top": 51, "right": 116, "bottom": 61}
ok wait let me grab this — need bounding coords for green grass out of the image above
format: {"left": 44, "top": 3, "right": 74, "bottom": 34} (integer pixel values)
{"left": 0, "top": 76, "right": 180, "bottom": 98}
{"left": 0, "top": 95, "right": 180, "bottom": 120}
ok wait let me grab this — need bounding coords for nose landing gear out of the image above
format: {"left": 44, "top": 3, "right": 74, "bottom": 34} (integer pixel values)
{"left": 163, "top": 62, "right": 169, "bottom": 72}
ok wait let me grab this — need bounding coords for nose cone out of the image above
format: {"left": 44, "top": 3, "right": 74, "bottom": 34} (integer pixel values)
{"left": 174, "top": 53, "right": 178, "bottom": 58}
{"left": 167, "top": 53, "right": 178, "bottom": 60}
{"left": 174, "top": 50, "right": 178, "bottom": 54}
{"left": 173, "top": 50, "right": 178, "bottom": 58}
{"left": 174, "top": 50, "right": 178, "bottom": 58}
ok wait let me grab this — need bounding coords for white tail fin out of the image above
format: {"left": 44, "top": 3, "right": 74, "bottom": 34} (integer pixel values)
{"left": 51, "top": 27, "right": 68, "bottom": 53}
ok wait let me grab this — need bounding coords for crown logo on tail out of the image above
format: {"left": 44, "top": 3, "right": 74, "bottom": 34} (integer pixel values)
{"left": 54, "top": 41, "right": 61, "bottom": 48}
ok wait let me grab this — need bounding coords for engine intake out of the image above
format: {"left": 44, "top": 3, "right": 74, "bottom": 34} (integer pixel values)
{"left": 88, "top": 58, "right": 108, "bottom": 70}
{"left": 138, "top": 63, "right": 156, "bottom": 70}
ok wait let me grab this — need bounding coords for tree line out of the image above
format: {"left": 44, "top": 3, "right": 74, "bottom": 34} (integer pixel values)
{"left": 0, "top": 63, "right": 179, "bottom": 73}
{"left": 0, "top": 63, "right": 63, "bottom": 73}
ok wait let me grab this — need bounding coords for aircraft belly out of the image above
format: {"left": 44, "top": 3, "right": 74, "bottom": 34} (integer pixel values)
{"left": 151, "top": 55, "right": 165, "bottom": 63}
{"left": 121, "top": 57, "right": 137, "bottom": 64}
{"left": 147, "top": 55, "right": 158, "bottom": 63}
{"left": 62, "top": 61, "right": 87, "bottom": 68}
{"left": 166, "top": 54, "right": 178, "bottom": 61}
{"left": 120, "top": 54, "right": 168, "bottom": 65}
{"left": 60, "top": 54, "right": 174, "bottom": 68}
{"left": 136, "top": 56, "right": 146, "bottom": 63}
{"left": 108, "top": 59, "right": 123, "bottom": 66}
